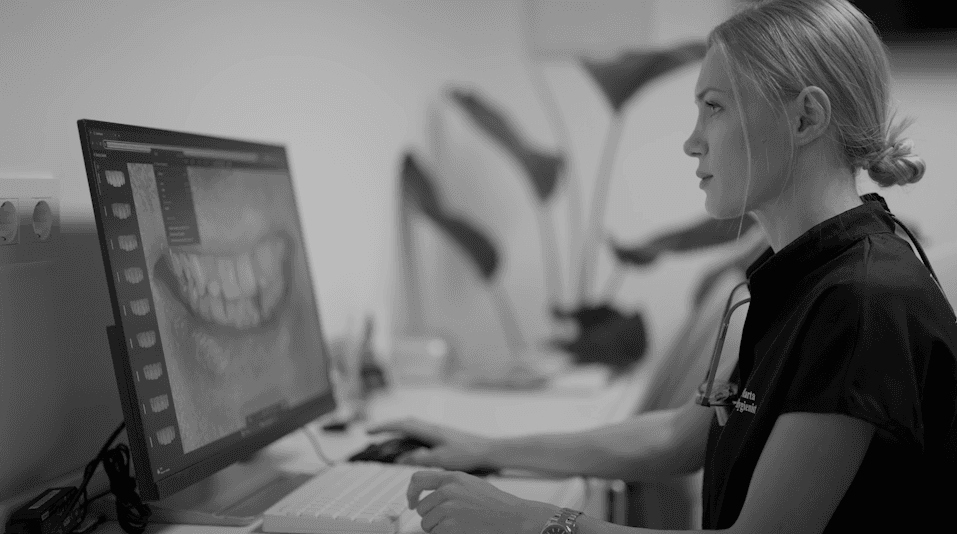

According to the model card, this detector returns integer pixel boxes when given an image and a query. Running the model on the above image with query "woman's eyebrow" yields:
[695,87,726,102]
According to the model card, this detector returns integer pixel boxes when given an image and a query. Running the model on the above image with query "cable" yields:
[102,442,151,534]
[65,422,151,534]
[301,426,337,466]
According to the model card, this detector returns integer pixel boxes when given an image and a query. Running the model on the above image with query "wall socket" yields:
[0,173,60,265]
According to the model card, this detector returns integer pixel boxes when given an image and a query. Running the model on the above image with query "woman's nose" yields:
[684,129,704,158]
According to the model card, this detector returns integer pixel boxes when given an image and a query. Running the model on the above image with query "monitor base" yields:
[95,461,318,527]
[145,470,315,526]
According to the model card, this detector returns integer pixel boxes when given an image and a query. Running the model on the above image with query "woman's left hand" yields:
[407,470,561,534]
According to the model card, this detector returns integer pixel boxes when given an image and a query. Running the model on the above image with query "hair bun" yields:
[867,138,925,187]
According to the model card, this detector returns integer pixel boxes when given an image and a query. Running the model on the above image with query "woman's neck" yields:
[749,165,863,253]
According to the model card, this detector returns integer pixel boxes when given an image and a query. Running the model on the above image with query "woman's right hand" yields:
[365,417,497,473]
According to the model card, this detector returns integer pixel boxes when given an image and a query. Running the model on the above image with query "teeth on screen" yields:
[143,363,163,380]
[157,426,176,445]
[118,235,138,251]
[105,170,126,187]
[150,395,169,413]
[167,236,289,330]
[125,267,144,284]
[112,203,132,219]
[130,298,150,316]
[137,330,156,348]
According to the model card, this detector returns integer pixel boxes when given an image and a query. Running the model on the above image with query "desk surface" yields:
[72,361,654,534]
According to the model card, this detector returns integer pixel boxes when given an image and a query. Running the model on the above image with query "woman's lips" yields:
[154,233,291,334]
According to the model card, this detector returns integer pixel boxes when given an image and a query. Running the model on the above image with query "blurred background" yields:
[1,0,954,509]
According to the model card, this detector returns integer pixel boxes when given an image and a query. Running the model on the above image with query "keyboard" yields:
[261,462,439,534]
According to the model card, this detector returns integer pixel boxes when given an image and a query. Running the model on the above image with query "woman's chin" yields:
[704,197,748,221]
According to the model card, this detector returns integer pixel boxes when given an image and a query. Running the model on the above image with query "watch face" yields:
[543,527,568,534]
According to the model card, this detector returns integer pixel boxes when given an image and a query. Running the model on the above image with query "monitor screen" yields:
[77,120,335,499]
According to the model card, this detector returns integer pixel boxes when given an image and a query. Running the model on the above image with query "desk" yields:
[74,360,653,534]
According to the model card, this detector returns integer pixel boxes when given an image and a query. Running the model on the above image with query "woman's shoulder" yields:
[821,231,947,304]
[796,231,957,350]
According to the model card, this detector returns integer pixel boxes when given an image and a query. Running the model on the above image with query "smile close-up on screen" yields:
[125,162,327,454]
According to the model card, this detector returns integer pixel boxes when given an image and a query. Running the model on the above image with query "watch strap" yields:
[542,507,582,534]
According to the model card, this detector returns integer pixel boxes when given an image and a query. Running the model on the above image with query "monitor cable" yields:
[301,425,337,466]
[66,422,151,534]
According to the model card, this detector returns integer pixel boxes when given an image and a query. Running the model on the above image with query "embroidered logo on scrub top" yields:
[734,388,758,414]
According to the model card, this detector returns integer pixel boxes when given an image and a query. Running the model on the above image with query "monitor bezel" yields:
[76,119,337,500]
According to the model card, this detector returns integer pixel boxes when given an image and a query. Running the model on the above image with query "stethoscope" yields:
[695,212,955,426]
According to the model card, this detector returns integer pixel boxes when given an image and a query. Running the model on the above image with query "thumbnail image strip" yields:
[130,298,150,316]
[150,394,169,413]
[105,170,126,187]
[143,363,163,380]
[137,330,156,348]
[125,267,144,284]
[112,203,132,219]
[157,426,176,445]
[118,235,138,251]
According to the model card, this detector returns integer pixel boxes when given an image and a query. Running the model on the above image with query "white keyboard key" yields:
[262,462,438,534]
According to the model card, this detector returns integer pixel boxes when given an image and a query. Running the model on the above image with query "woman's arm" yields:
[565,412,875,534]
[488,398,715,482]
[724,412,874,534]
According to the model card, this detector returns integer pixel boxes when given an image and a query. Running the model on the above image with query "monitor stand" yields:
[91,439,320,527]
[145,459,317,526]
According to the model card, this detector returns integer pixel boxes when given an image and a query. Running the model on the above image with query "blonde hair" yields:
[708,0,925,192]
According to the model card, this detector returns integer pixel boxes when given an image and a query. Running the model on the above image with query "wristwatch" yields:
[540,507,582,534]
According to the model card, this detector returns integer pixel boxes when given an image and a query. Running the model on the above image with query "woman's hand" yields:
[407,470,560,534]
[366,417,498,473]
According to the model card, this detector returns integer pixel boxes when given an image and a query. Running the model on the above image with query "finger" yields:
[407,470,456,509]
[423,517,456,534]
[413,484,449,520]
[365,419,410,434]
[418,503,445,534]
[435,518,457,534]
[368,418,440,442]
[397,448,430,465]
[396,451,419,465]
[370,418,430,436]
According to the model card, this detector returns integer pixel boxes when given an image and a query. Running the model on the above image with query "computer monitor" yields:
[76,120,335,502]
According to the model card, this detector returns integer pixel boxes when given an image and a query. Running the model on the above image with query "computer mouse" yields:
[347,435,500,477]
[349,435,431,463]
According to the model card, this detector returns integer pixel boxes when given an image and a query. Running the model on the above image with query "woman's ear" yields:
[792,86,831,146]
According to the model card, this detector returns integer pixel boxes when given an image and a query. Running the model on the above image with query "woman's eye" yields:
[706,101,721,112]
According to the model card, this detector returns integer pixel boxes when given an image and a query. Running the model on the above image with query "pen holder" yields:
[329,336,367,421]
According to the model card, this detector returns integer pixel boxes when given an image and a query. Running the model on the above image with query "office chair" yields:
[624,267,749,529]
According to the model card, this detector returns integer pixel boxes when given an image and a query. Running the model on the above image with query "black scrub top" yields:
[701,193,957,532]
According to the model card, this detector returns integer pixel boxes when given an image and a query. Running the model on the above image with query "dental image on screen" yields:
[127,163,328,453]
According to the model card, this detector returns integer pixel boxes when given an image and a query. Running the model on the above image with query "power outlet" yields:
[21,197,57,243]
[0,173,59,265]
[0,197,18,245]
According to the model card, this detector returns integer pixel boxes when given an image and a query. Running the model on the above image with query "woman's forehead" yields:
[694,46,733,101]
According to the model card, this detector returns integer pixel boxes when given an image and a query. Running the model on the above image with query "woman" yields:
[369,1,957,532]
